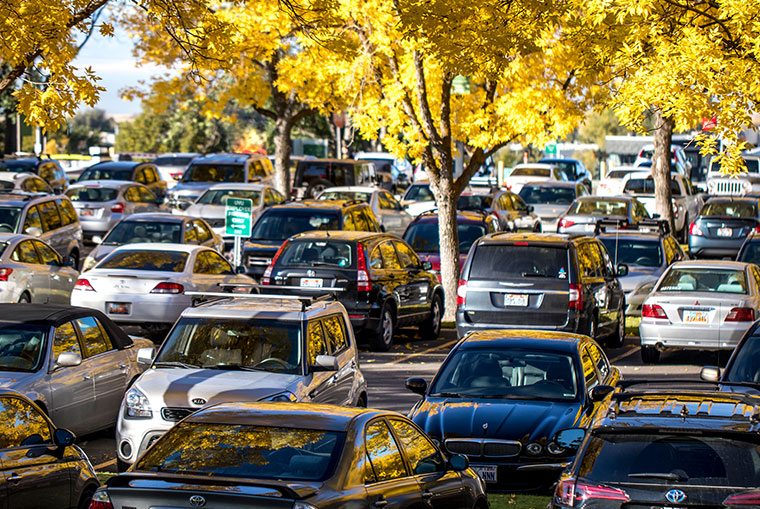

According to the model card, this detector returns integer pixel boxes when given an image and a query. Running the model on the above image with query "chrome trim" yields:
[444,438,523,458]
[515,462,569,471]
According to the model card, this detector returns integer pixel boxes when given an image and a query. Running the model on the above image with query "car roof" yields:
[574,195,632,203]
[479,232,583,245]
[269,200,360,211]
[320,186,377,193]
[511,163,556,170]
[289,230,388,242]
[191,153,253,165]
[704,196,759,203]
[119,213,188,223]
[518,181,578,189]
[89,161,142,170]
[597,231,664,241]
[206,183,267,191]
[0,233,34,243]
[155,152,200,158]
[0,171,31,181]
[0,193,61,205]
[110,242,201,254]
[460,330,585,352]
[538,158,580,163]
[180,295,347,321]
[69,180,136,189]
[413,210,488,223]
[670,260,751,270]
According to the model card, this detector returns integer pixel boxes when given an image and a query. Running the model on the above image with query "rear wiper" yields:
[522,272,548,277]
[154,361,199,369]
[628,472,688,482]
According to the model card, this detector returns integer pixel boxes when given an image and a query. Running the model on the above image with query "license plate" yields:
[717,227,732,237]
[107,302,130,315]
[300,278,323,288]
[80,208,94,216]
[471,465,498,483]
[504,293,529,307]
[683,310,709,323]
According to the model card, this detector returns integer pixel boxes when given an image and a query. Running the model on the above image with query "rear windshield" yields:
[153,156,194,166]
[403,184,434,202]
[79,168,133,181]
[606,170,635,179]
[624,178,681,195]
[519,185,576,205]
[701,201,758,218]
[457,195,493,211]
[98,250,188,272]
[196,189,261,205]
[66,187,119,202]
[0,207,22,232]
[0,160,36,173]
[250,210,340,241]
[600,238,663,267]
[511,167,550,177]
[580,432,760,487]
[318,191,371,202]
[658,268,747,294]
[279,240,354,268]
[569,199,628,216]
[102,221,183,245]
[469,245,569,280]
[404,221,486,254]
[183,164,244,183]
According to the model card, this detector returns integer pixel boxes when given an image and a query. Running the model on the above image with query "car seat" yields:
[131,225,149,243]
[466,357,508,389]
[200,329,242,366]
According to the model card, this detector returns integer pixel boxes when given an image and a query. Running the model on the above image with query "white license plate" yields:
[504,293,529,307]
[80,208,94,216]
[683,310,709,323]
[471,465,498,483]
[717,227,732,237]
[300,278,323,288]
[107,302,130,315]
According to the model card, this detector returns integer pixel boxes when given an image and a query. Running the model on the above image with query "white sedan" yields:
[505,164,567,194]
[71,243,252,333]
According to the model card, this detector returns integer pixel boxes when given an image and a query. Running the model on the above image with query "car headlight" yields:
[262,392,297,402]
[293,502,318,509]
[124,387,153,419]
[525,442,543,455]
[82,256,97,272]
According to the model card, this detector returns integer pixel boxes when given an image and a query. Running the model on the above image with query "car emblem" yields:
[192,398,206,406]
[695,300,699,306]
[307,269,316,277]
[665,489,686,504]
[482,423,488,434]
[189,495,206,507]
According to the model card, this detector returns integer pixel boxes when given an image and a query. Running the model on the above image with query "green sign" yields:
[452,75,471,95]
[225,198,253,237]
[545,141,558,155]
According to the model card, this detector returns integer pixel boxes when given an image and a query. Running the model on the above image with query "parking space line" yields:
[94,459,116,470]
[610,346,641,363]
[387,339,458,365]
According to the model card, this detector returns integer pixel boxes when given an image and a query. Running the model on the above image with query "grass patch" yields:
[96,471,116,484]
[441,320,455,329]
[625,315,641,337]
[489,493,550,508]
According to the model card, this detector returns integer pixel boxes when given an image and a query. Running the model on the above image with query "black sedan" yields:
[689,197,760,259]
[406,330,621,491]
[92,402,487,509]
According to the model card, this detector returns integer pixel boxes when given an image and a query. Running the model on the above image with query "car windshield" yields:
[153,156,194,166]
[519,186,576,205]
[183,164,244,182]
[570,199,628,216]
[318,191,372,202]
[404,184,434,202]
[0,207,22,232]
[725,333,760,383]
[711,158,760,175]
[66,187,119,202]
[278,240,354,268]
[0,323,47,373]
[738,243,760,265]
[404,221,486,254]
[600,238,663,268]
[624,178,681,195]
[196,189,261,205]
[79,167,133,181]
[511,167,550,177]
[469,245,569,279]
[156,317,302,373]
[580,432,760,487]
[658,268,747,294]
[429,348,578,400]
[97,250,188,272]
[701,201,758,218]
[136,422,343,481]
[457,195,493,211]
[102,221,183,245]
[250,210,340,241]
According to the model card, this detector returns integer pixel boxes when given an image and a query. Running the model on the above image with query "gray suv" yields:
[115,291,368,470]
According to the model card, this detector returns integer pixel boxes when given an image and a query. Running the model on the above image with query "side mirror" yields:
[136,347,155,365]
[616,264,629,277]
[700,365,721,382]
[421,261,433,271]
[26,226,42,237]
[312,354,338,372]
[53,428,75,447]
[652,213,661,219]
[56,352,82,368]
[448,454,469,472]
[379,224,386,233]
[63,256,76,268]
[91,235,103,245]
[553,428,585,451]
[405,377,427,395]
[590,384,615,402]
[235,265,247,274]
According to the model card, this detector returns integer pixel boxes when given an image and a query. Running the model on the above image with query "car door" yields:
[389,418,464,508]
[0,396,73,509]
[364,419,424,509]
[10,240,49,303]
[31,240,75,304]
[393,240,431,316]
[591,240,623,333]
[36,200,64,256]
[193,250,237,290]
[376,240,411,319]
[577,241,608,331]
[123,186,143,216]
[322,314,357,406]
[304,318,341,404]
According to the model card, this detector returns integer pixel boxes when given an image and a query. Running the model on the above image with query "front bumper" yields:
[639,319,749,349]
[71,291,190,325]
[116,405,175,465]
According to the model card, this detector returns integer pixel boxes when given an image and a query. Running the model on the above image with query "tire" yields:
[641,345,660,364]
[117,458,131,473]
[77,487,96,509]
[356,393,368,407]
[69,250,79,271]
[372,304,395,352]
[419,294,442,340]
[18,293,30,304]
[586,312,597,340]
[606,307,625,348]
[307,180,330,198]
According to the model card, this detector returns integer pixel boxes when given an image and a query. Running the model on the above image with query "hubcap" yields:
[432,301,441,333]
[382,311,393,344]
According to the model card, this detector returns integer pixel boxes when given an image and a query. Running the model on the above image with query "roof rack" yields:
[594,217,670,236]
[185,284,343,311]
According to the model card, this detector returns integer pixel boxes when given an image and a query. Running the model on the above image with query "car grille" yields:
[483,442,522,457]
[445,439,522,458]
[161,407,194,422]
[248,256,271,267]
[709,179,747,195]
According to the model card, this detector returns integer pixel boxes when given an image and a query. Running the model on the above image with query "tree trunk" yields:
[652,108,675,232]
[272,118,292,197]
[428,163,459,322]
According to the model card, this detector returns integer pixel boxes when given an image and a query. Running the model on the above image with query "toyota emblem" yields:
[189,495,206,507]
[192,398,206,406]
[665,489,686,504]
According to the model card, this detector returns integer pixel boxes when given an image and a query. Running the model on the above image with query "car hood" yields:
[620,268,662,293]
[185,204,225,218]
[530,203,571,218]
[170,182,213,196]
[0,370,40,389]
[243,240,283,255]
[412,396,582,443]
[137,367,303,408]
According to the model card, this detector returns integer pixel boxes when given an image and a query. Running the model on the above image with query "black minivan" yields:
[456,232,627,346]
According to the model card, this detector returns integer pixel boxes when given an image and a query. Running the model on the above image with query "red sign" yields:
[702,116,717,131]
[332,112,346,129]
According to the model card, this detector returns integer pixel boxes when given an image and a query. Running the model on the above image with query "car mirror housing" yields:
[421,261,433,271]
[616,264,629,277]
[56,352,82,368]
[448,454,469,471]
[63,256,76,268]
[554,428,585,451]
[527,205,534,212]
[590,384,615,402]
[91,235,103,245]
[405,377,427,395]
[136,347,155,365]
[700,365,721,382]
[26,226,42,238]
[235,265,247,274]
[312,355,338,372]
[53,428,75,448]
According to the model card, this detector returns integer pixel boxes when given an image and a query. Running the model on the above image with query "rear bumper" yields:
[639,319,749,349]
[79,218,117,236]
[689,237,744,258]
[456,310,580,338]
[71,291,190,325]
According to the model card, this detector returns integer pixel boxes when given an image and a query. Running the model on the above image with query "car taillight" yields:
[754,225,760,233]
[0,268,13,282]
[150,282,184,294]
[724,490,760,505]
[726,307,755,322]
[357,243,371,292]
[575,480,630,502]
[74,279,94,291]
[457,279,467,306]
[88,489,114,509]
[689,222,703,236]
[559,218,575,229]
[111,202,124,213]
[169,172,183,180]
[569,283,582,310]
[261,242,288,285]
[642,304,667,319]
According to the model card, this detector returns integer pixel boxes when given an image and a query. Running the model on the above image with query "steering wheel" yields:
[0,224,14,233]
[253,357,290,369]
[635,257,653,265]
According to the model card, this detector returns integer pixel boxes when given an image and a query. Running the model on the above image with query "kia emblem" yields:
[665,489,686,504]
[192,398,206,406]
[189,495,206,507]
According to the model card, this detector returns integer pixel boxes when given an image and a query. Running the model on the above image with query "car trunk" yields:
[85,269,174,294]
[600,481,747,508]
[73,201,111,220]
[653,292,752,345]
[699,217,757,240]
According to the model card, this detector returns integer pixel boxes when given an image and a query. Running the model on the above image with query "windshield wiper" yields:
[430,392,463,398]
[154,361,199,369]
[628,472,688,482]
[522,272,548,278]
[202,364,262,371]
[308,261,342,267]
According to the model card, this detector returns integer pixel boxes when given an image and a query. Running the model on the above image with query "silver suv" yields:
[115,291,368,470]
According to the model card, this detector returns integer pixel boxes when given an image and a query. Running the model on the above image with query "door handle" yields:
[83,374,92,381]
[6,472,20,483]
[374,498,388,508]
[118,362,128,369]
[422,491,434,500]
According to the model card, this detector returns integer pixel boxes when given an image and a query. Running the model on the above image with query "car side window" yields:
[394,240,420,269]
[586,342,609,380]
[369,245,383,270]
[149,168,160,183]
[194,221,212,243]
[581,346,600,390]
[58,199,78,226]
[185,223,198,243]
[124,187,141,202]
[342,211,357,231]
[576,243,595,279]
[38,201,62,231]
[389,419,445,475]
[32,177,50,193]
[53,322,82,361]
[322,315,348,354]
[365,420,408,483]
[75,316,112,357]
[306,320,327,366]
[593,242,614,278]
[39,163,54,182]
[662,237,676,265]
[512,194,529,211]
[193,251,211,274]
[20,178,34,193]
[138,187,156,202]
[363,209,380,232]
[499,194,512,211]
[33,241,60,266]
[22,205,42,234]
[206,251,233,275]
[379,241,401,269]
[0,396,51,448]
[752,266,760,290]
[353,210,370,231]
[134,168,147,184]
[378,192,394,210]
[12,241,41,264]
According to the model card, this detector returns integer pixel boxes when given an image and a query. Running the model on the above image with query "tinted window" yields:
[79,167,133,181]
[457,194,493,210]
[403,221,486,254]
[279,240,354,269]
[0,324,47,372]
[600,238,663,267]
[581,348,599,389]
[586,342,609,379]
[194,221,212,243]
[511,167,550,177]
[711,158,760,175]
[624,178,681,195]
[38,201,62,231]
[519,185,576,205]
[66,187,119,202]
[701,201,758,218]
[0,207,22,233]
[153,156,194,166]
[323,315,348,354]
[378,242,401,269]
[102,221,183,245]
[365,421,407,482]
[306,320,327,367]
[12,241,40,264]
[569,199,628,216]
[353,210,370,231]
[58,199,78,225]
[250,210,341,241]
[389,419,445,474]
[318,191,371,202]
[183,164,244,183]
[403,184,434,202]
[21,206,40,234]
[469,245,569,280]
[725,334,760,383]
[76,316,111,357]
[658,268,747,294]
[739,242,760,265]
[34,241,60,265]
[196,189,262,205]
[0,397,51,448]
[394,240,419,269]
[193,251,232,274]
[98,250,188,272]
[0,160,36,173]
[124,187,140,202]
[53,322,81,361]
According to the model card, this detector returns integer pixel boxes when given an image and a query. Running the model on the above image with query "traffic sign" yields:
[545,141,557,155]
[225,198,253,237]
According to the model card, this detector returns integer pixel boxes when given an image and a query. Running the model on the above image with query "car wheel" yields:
[117,458,131,473]
[586,313,597,340]
[372,304,395,352]
[18,293,30,304]
[69,250,79,271]
[77,487,96,509]
[641,345,660,364]
[606,307,625,348]
[419,294,442,340]
[308,180,329,198]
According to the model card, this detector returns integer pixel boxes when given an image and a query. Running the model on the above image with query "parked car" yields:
[0,171,53,194]
[456,232,627,345]
[151,152,199,188]
[0,304,153,436]
[639,260,760,363]
[0,193,83,269]
[65,180,162,240]
[400,181,437,217]
[505,163,567,194]
[72,244,252,335]
[81,213,223,272]
[166,153,274,210]
[518,181,587,232]
[292,158,386,199]
[486,189,541,232]
[100,402,485,508]
[633,143,691,174]
[114,294,368,469]
[184,183,285,250]
[242,200,381,278]
[78,161,167,200]
[403,210,500,280]
[407,330,620,491]
[689,197,760,259]
[354,151,413,189]
[595,165,640,197]
[0,234,78,303]
[737,231,760,266]
[551,384,760,509]
[706,154,760,196]
[538,157,593,191]
[0,156,68,193]
[317,186,412,235]
[701,318,760,384]
[0,389,99,509]
[557,196,651,235]
[263,230,443,350]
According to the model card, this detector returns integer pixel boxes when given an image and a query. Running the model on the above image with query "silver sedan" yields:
[0,233,78,303]
[639,260,760,363]
[317,186,412,235]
